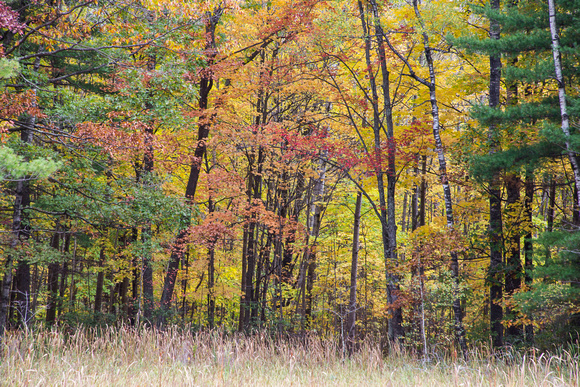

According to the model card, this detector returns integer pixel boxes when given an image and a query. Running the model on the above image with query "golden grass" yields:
[0,327,578,386]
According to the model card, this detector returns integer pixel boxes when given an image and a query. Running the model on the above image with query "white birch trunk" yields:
[412,0,468,358]
[548,0,580,210]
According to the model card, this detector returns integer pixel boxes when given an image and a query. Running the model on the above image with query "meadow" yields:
[1,327,578,386]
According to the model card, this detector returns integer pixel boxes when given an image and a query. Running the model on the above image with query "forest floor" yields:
[0,327,578,386]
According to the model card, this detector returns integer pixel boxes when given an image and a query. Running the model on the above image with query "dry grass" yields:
[0,327,578,386]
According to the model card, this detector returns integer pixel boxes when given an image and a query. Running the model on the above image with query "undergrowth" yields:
[0,326,578,386]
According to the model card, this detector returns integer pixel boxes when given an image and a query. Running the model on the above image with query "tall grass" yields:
[1,326,578,386]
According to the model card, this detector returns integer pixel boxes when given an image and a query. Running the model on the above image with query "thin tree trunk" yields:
[57,232,70,319]
[108,279,117,316]
[305,157,326,327]
[10,57,40,333]
[1,179,28,335]
[347,191,362,355]
[254,228,272,326]
[207,198,216,329]
[46,230,61,325]
[14,261,30,328]
[401,190,408,233]
[546,178,556,270]
[241,145,263,330]
[120,276,129,321]
[359,0,403,342]
[505,173,523,342]
[252,227,264,326]
[411,155,428,356]
[94,248,105,316]
[141,226,154,321]
[260,232,273,324]
[404,0,468,358]
[547,0,580,210]
[129,228,139,325]
[1,113,37,338]
[140,53,156,323]
[13,142,32,328]
[207,247,215,328]
[489,0,504,349]
[420,156,427,227]
[372,0,402,342]
[239,226,248,331]
[524,170,534,343]
[158,9,222,326]
[412,179,419,232]
[69,237,78,315]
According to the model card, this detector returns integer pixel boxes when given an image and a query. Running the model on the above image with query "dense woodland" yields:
[1,0,579,357]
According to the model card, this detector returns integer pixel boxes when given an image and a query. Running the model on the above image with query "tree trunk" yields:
[141,226,154,321]
[411,155,428,356]
[140,53,156,323]
[13,156,31,328]
[408,0,468,357]
[239,142,261,331]
[401,191,408,233]
[347,191,362,355]
[304,157,325,327]
[546,178,556,268]
[57,232,70,319]
[420,156,427,227]
[547,0,580,210]
[129,228,139,325]
[243,221,256,330]
[359,0,403,342]
[94,248,105,316]
[505,173,523,342]
[524,170,534,343]
[120,276,129,321]
[46,231,61,325]
[1,114,36,338]
[207,199,216,329]
[157,9,222,326]
[489,0,504,349]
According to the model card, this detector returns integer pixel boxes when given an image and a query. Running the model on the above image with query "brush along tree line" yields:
[1,0,579,355]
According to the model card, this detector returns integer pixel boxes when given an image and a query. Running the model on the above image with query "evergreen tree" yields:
[453,0,580,346]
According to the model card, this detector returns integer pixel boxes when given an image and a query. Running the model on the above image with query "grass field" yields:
[1,327,578,386]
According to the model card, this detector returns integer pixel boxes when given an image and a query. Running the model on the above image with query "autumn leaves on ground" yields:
[1,0,580,385]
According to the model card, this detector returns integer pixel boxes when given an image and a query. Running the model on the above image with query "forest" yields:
[1,0,580,367]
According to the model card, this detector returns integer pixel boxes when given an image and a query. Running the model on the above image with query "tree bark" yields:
[1,111,36,337]
[404,0,468,358]
[489,0,504,349]
[359,0,403,342]
[303,156,325,328]
[505,173,523,342]
[419,156,427,227]
[57,232,70,319]
[1,174,30,336]
[524,170,534,343]
[547,0,580,211]
[545,178,556,270]
[240,108,265,330]
[13,126,32,328]
[206,198,216,329]
[129,228,139,325]
[139,53,156,323]
[93,248,105,316]
[141,226,154,321]
[46,230,61,325]
[346,191,362,355]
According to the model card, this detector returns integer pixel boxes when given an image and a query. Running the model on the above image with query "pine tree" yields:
[453,0,580,345]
